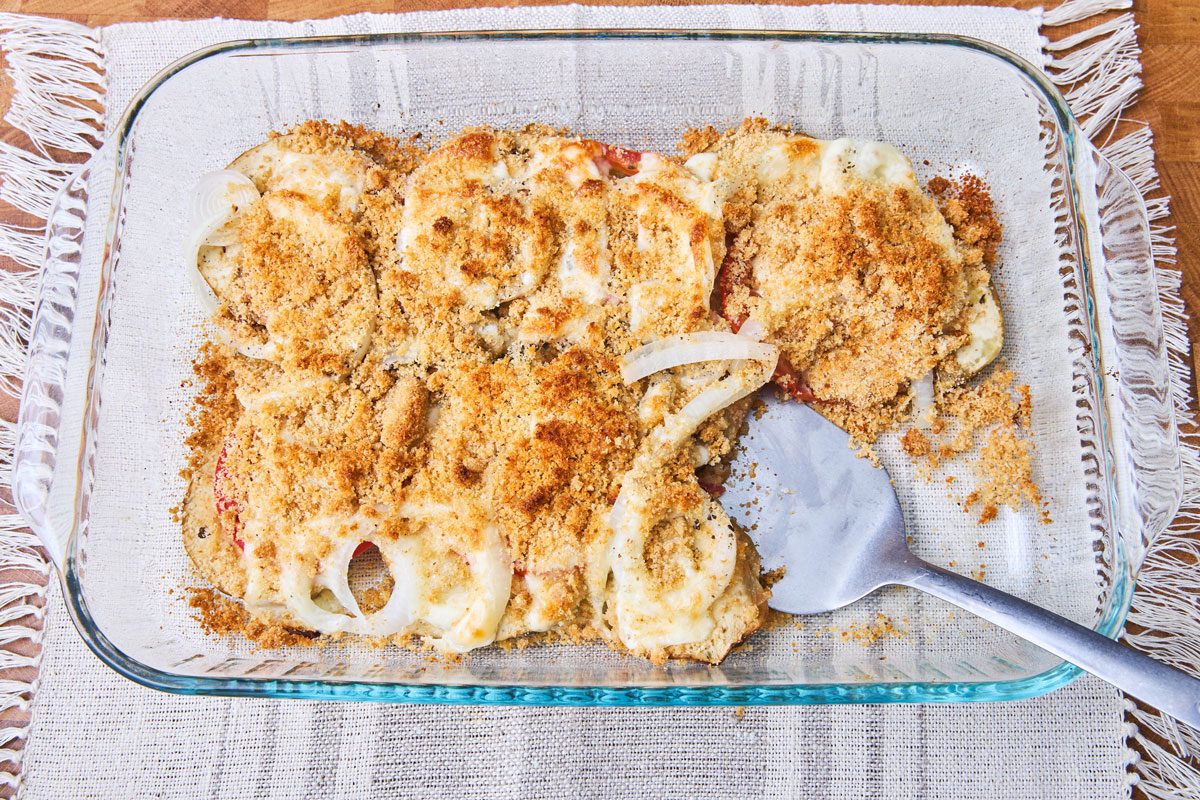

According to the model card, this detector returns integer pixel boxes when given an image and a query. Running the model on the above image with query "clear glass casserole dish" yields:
[12,30,1181,705]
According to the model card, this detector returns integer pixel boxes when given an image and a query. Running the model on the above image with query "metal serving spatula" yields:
[723,393,1200,727]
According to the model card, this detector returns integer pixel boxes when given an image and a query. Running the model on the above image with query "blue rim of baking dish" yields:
[64,565,1128,704]
[63,29,1130,705]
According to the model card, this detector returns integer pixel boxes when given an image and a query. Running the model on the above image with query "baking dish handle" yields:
[12,151,101,570]
[1079,143,1183,565]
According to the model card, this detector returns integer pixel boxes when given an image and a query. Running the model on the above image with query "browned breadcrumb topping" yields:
[698,120,1002,444]
[183,118,1025,662]
[904,369,1049,525]
[188,588,316,648]
[184,120,759,665]
[901,427,931,459]
[928,174,1003,269]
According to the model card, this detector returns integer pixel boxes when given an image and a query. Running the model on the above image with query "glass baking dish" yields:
[13,30,1181,705]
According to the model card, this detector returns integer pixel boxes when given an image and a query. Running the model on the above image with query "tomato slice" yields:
[213,437,370,556]
[598,143,642,177]
[714,246,817,403]
[772,356,818,403]
[697,476,727,499]
[580,140,643,178]
[715,247,752,333]
[212,438,245,550]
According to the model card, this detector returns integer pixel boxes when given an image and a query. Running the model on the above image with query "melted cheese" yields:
[750,137,915,191]
[954,285,1004,374]
[230,137,377,213]
[609,486,739,649]
[620,154,723,342]
[398,129,553,310]
[186,121,1003,664]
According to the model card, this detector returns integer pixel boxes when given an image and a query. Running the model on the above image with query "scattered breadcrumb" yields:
[901,428,931,459]
[905,368,1050,525]
[835,613,907,646]
[188,588,316,648]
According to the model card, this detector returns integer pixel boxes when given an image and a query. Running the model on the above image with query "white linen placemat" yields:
[0,2,1190,798]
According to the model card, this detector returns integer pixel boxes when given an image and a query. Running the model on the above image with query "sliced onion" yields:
[295,515,421,637]
[737,317,767,342]
[186,244,222,316]
[313,537,365,618]
[235,374,336,414]
[380,338,421,369]
[590,356,776,623]
[655,354,778,452]
[391,503,513,653]
[240,524,285,612]
[445,533,512,652]
[953,286,1004,375]
[185,170,260,315]
[280,561,354,635]
[911,372,935,427]
[188,170,259,232]
[234,337,281,362]
[609,493,738,649]
[620,331,778,384]
[346,537,421,637]
[684,152,718,182]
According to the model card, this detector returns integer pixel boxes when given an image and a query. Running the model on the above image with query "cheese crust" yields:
[183,119,1003,664]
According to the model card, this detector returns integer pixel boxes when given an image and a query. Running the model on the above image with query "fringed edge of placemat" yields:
[0,13,104,793]
[1041,0,1199,796]
[0,3,1192,796]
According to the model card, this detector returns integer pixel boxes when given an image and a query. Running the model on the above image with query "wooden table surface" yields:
[0,0,1194,794]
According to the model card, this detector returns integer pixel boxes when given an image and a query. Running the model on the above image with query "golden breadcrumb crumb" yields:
[906,369,1049,525]
[833,613,907,645]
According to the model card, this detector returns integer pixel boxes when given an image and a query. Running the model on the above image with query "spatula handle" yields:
[902,561,1200,728]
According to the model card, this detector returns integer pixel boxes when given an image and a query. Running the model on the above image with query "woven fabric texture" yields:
[15,4,1141,799]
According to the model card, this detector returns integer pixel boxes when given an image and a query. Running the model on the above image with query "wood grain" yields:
[0,0,1193,793]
